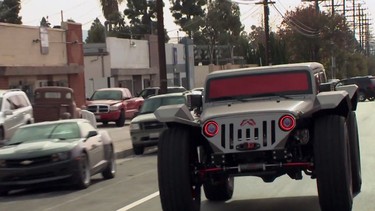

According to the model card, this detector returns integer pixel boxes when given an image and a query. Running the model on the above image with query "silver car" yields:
[129,93,188,155]
[0,89,34,143]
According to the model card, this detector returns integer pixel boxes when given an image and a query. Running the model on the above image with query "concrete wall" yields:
[84,54,111,97]
[106,37,150,69]
[0,23,67,66]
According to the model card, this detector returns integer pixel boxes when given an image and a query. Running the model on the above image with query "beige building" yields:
[0,22,86,107]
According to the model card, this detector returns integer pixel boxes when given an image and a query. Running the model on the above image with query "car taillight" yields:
[203,121,219,137]
[279,115,296,131]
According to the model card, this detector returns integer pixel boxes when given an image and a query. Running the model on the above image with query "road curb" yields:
[116,148,134,159]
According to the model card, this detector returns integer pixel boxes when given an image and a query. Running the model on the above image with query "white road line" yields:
[117,191,160,211]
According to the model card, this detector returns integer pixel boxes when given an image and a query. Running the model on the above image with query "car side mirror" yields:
[186,93,203,110]
[87,130,98,138]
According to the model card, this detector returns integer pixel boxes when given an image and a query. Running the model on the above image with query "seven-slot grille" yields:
[87,105,110,113]
[205,116,289,153]
[219,120,276,149]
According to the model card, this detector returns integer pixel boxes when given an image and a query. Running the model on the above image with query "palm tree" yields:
[99,0,125,31]
[99,0,124,20]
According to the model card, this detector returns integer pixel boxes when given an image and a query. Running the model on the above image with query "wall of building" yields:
[0,22,86,107]
[84,54,111,98]
[106,37,150,69]
[0,23,67,66]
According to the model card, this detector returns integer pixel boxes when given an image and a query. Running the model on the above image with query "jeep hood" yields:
[0,139,79,159]
[87,100,121,105]
[201,99,316,121]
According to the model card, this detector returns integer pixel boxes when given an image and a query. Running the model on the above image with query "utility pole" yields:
[156,0,167,94]
[256,0,274,66]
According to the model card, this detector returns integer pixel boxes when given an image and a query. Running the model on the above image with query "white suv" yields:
[0,89,34,142]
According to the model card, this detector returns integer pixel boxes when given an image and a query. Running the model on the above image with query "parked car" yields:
[0,119,116,195]
[129,93,190,155]
[337,76,375,102]
[191,87,204,95]
[33,86,81,123]
[136,86,187,99]
[85,87,144,127]
[0,89,34,142]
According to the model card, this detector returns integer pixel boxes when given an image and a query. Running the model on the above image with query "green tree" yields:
[124,0,157,36]
[202,0,243,64]
[278,5,362,78]
[0,0,22,24]
[123,0,169,42]
[100,0,125,33]
[85,18,106,43]
[169,0,206,38]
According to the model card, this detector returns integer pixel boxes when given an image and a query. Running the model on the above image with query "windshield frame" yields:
[205,70,312,103]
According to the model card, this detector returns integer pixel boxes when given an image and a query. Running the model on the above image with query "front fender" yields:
[154,104,199,127]
[316,91,350,110]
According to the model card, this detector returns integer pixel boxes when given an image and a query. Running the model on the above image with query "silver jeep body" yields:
[155,62,360,211]
[156,62,357,155]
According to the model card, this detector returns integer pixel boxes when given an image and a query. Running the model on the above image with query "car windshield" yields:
[139,96,186,114]
[91,90,122,100]
[206,70,312,102]
[6,122,81,145]
[167,87,187,93]
[137,89,157,98]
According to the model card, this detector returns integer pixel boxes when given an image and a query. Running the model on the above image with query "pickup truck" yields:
[85,87,144,127]
[33,86,81,122]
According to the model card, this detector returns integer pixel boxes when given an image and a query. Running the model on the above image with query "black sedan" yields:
[0,119,116,195]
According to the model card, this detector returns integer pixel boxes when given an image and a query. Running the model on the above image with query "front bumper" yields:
[94,111,121,122]
[0,159,80,188]
[130,128,167,147]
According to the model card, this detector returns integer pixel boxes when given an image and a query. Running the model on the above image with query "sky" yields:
[19,0,375,42]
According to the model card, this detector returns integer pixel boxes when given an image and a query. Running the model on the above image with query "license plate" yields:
[95,115,101,120]
[149,132,159,138]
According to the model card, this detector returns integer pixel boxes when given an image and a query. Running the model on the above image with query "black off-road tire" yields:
[0,187,9,196]
[347,111,362,195]
[158,126,201,211]
[368,97,375,101]
[0,126,4,141]
[314,115,353,211]
[102,147,116,179]
[73,153,91,189]
[203,175,234,201]
[132,145,144,155]
[115,110,126,127]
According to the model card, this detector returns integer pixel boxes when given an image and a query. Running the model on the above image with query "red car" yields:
[85,88,143,127]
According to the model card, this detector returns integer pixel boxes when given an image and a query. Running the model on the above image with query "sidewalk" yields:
[114,138,134,159]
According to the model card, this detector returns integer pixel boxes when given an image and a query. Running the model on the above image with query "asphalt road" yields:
[1,102,375,211]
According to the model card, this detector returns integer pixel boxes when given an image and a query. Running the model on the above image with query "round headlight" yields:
[203,121,219,137]
[279,115,296,131]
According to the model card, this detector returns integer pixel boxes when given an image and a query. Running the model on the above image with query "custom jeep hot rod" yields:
[155,62,361,211]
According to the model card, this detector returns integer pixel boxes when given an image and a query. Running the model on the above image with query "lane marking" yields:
[117,191,160,211]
